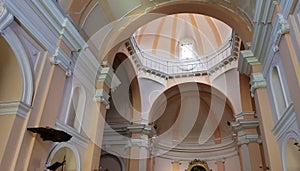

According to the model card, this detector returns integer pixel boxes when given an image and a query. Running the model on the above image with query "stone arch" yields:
[148,82,235,145]
[1,23,34,112]
[80,1,252,63]
[107,52,141,123]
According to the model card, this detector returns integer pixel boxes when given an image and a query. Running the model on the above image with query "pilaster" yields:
[83,63,120,171]
[251,73,283,170]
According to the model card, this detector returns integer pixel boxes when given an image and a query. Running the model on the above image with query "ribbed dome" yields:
[134,13,232,60]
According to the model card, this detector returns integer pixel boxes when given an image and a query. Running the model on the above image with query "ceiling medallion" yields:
[185,159,210,171]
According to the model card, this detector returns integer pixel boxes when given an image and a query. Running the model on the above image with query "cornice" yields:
[231,118,260,132]
[272,103,296,140]
[238,50,260,76]
[250,72,267,96]
[0,2,13,32]
[0,100,31,118]
[94,89,110,109]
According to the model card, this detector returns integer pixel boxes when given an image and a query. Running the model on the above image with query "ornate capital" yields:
[94,89,110,109]
[0,2,13,32]
[250,72,267,96]
[237,133,262,145]
[273,13,290,52]
[127,138,151,149]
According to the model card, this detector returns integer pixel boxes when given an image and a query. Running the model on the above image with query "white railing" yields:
[127,33,241,77]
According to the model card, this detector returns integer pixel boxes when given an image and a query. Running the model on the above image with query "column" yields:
[83,64,119,171]
[232,112,263,171]
[171,161,181,171]
[250,72,282,171]
[215,160,225,171]
[126,124,153,171]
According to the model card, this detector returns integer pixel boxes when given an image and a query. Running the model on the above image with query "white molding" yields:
[272,13,290,52]
[0,3,13,32]
[237,133,262,145]
[272,103,296,140]
[2,25,34,107]
[231,118,260,132]
[238,50,260,76]
[29,0,85,51]
[250,72,267,96]
[234,111,255,120]
[97,63,121,91]
[55,121,89,147]
[94,89,110,109]
[0,101,31,118]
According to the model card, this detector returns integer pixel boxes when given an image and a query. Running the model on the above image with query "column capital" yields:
[250,72,267,97]
[0,2,13,33]
[231,118,260,132]
[127,124,153,136]
[237,133,262,145]
[238,50,261,76]
[127,137,151,149]
[272,13,290,52]
[235,111,256,120]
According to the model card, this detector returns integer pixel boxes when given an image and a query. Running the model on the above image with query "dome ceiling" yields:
[134,13,232,60]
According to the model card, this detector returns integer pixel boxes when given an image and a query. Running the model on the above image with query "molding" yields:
[238,50,260,76]
[127,138,150,149]
[250,72,267,96]
[46,142,81,171]
[272,103,296,140]
[94,89,110,109]
[237,133,262,145]
[281,0,298,17]
[231,118,260,131]
[28,0,85,51]
[55,121,89,147]
[234,111,256,120]
[127,124,153,135]
[0,101,31,118]
[272,13,290,52]
[50,47,74,76]
[97,62,121,91]
[0,2,13,32]
[2,26,34,107]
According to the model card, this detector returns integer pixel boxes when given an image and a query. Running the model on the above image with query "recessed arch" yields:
[148,82,235,143]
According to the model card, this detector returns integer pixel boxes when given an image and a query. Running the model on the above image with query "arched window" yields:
[271,67,287,118]
[179,41,194,60]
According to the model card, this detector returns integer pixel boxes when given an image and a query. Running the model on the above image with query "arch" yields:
[281,131,300,171]
[1,26,34,109]
[148,82,235,144]
[46,142,81,171]
[100,152,126,171]
[108,52,142,123]
[82,1,253,63]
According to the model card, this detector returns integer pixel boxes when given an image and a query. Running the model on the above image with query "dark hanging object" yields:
[27,127,72,142]
[46,160,66,171]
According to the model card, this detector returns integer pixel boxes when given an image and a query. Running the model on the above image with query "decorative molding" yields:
[127,124,152,135]
[238,50,260,76]
[94,89,110,109]
[272,13,290,52]
[237,133,262,145]
[28,0,85,51]
[127,138,150,149]
[272,103,296,140]
[97,62,120,91]
[0,101,31,118]
[55,121,89,147]
[231,118,260,132]
[250,72,267,96]
[50,48,73,76]
[0,2,13,32]
[234,111,256,120]
[2,26,34,107]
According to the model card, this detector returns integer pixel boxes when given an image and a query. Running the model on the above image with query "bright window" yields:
[180,42,194,60]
